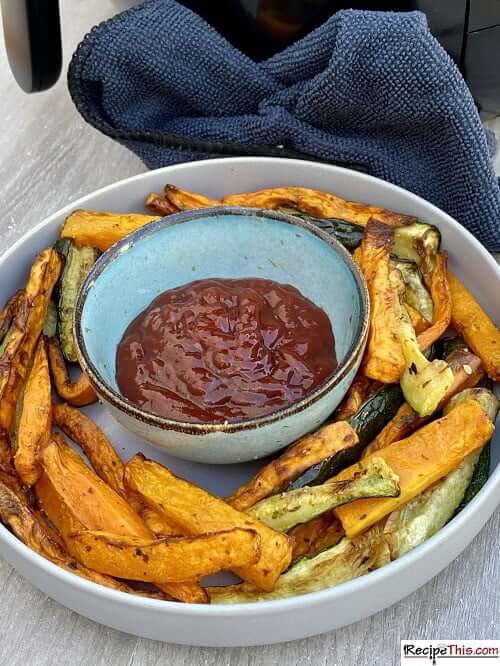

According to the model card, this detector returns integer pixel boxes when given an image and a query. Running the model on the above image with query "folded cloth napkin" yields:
[68,0,500,250]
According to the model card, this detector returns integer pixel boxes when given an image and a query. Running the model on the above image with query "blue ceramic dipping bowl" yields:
[74,207,369,464]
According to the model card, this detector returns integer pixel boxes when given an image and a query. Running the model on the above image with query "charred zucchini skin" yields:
[277,208,364,251]
[57,244,100,362]
[286,385,404,489]
[454,444,490,515]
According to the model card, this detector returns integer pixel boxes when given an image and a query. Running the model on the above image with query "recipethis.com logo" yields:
[401,641,500,665]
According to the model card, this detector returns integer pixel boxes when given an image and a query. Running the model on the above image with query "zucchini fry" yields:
[14,338,51,485]
[335,399,493,538]
[447,271,500,381]
[51,404,206,603]
[60,210,159,252]
[57,243,100,362]
[363,348,484,456]
[0,248,61,437]
[405,304,429,335]
[209,527,392,603]
[392,223,441,274]
[248,457,399,532]
[416,253,452,351]
[227,421,359,511]
[394,260,433,322]
[125,455,293,591]
[47,337,97,406]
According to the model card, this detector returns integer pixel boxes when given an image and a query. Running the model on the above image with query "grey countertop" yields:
[0,3,499,664]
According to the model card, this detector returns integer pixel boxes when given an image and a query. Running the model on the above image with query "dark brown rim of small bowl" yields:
[74,206,370,435]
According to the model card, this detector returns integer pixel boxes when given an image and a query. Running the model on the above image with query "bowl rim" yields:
[0,156,498,621]
[73,206,370,434]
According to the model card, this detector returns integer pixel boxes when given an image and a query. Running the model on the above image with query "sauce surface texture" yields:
[116,278,337,423]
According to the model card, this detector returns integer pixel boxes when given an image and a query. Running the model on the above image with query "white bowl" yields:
[0,157,498,647]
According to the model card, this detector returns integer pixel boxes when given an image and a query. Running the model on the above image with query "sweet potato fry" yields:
[333,374,372,421]
[0,478,155,594]
[53,403,124,494]
[52,403,181,536]
[335,400,493,538]
[145,193,179,216]
[221,187,416,227]
[47,337,97,406]
[163,185,218,210]
[14,338,51,485]
[447,271,500,381]
[60,210,159,252]
[0,249,61,436]
[358,221,406,383]
[417,253,452,351]
[362,348,484,457]
[0,290,24,346]
[227,421,359,512]
[125,455,293,591]
[36,435,207,603]
[66,528,260,583]
[289,513,345,563]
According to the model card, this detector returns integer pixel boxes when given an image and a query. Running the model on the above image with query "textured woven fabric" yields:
[68,0,500,249]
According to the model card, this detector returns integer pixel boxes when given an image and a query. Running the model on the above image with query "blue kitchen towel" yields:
[68,0,500,250]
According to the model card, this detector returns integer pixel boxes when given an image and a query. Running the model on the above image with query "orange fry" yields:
[417,253,452,351]
[47,337,97,406]
[447,271,500,381]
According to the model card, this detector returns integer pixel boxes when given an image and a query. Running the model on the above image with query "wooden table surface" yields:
[0,3,499,664]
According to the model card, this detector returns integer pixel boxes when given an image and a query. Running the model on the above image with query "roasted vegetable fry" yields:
[358,221,407,383]
[0,249,61,437]
[37,436,149,538]
[52,403,125,494]
[145,192,180,216]
[163,184,219,210]
[57,243,100,362]
[288,385,404,490]
[416,254,452,351]
[43,300,58,337]
[394,260,434,323]
[443,388,499,422]
[0,479,171,596]
[228,421,358,511]
[14,338,51,485]
[47,337,97,406]
[363,348,484,457]
[67,528,260,583]
[334,399,494,538]
[392,222,441,274]
[447,271,500,381]
[221,187,416,227]
[248,458,399,532]
[405,304,429,335]
[125,455,292,591]
[0,290,24,348]
[37,436,207,603]
[455,445,490,515]
[333,374,372,421]
[60,210,159,252]
[213,441,482,603]
[276,207,365,251]
[289,513,345,563]
[209,527,392,603]
[399,289,453,416]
